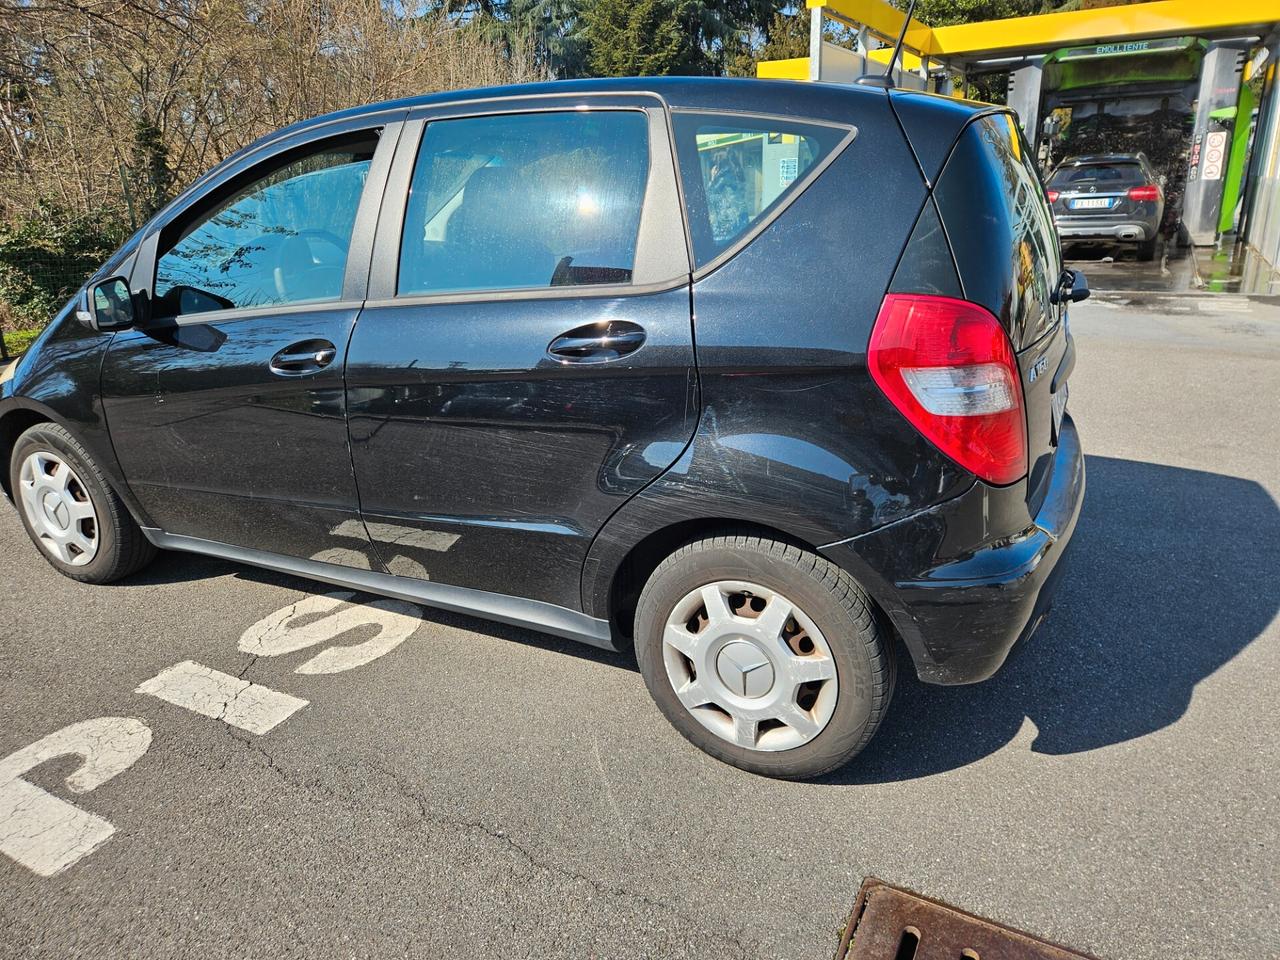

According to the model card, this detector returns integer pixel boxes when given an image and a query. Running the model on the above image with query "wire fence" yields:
[1,255,100,359]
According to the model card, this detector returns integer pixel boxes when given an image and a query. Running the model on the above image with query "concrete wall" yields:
[1007,60,1044,142]
[1183,43,1251,245]
[813,42,927,90]
[1244,44,1280,272]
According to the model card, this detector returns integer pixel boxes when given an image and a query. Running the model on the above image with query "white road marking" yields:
[385,554,432,581]
[329,519,458,553]
[238,592,424,675]
[0,718,151,876]
[136,661,307,734]
[309,547,373,569]
[364,522,459,553]
[4,593,422,876]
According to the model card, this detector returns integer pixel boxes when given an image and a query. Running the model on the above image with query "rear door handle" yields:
[547,321,646,364]
[270,340,337,376]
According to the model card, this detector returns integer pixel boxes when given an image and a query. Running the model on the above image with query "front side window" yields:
[398,111,650,296]
[154,138,376,318]
[672,114,848,268]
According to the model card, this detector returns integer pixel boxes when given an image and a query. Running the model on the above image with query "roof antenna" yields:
[855,0,918,89]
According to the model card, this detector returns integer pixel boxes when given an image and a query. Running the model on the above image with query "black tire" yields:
[1136,237,1158,262]
[9,422,155,584]
[634,533,895,779]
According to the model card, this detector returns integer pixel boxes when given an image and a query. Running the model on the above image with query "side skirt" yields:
[141,528,618,651]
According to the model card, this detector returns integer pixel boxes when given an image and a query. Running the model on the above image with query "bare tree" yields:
[0,0,543,331]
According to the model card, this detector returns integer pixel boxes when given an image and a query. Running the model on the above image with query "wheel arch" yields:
[591,516,818,647]
[0,400,150,528]
[0,401,64,500]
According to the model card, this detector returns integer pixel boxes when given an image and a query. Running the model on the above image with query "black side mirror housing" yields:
[1050,268,1090,305]
[1068,269,1091,303]
[77,277,137,332]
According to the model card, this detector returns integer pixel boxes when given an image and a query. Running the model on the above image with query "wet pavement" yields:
[1063,239,1197,295]
[1065,237,1280,299]
[1194,240,1280,296]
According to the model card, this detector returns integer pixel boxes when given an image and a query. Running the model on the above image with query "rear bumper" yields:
[821,414,1085,685]
[1055,220,1155,242]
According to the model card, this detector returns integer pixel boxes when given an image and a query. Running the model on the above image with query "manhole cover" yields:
[835,878,1100,960]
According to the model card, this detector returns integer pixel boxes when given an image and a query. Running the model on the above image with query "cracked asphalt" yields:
[1,295,1278,959]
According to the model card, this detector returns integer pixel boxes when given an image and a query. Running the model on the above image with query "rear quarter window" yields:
[672,113,850,269]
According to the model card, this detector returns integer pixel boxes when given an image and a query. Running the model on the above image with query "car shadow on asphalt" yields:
[122,544,640,672]
[125,453,1278,783]
[824,454,1280,785]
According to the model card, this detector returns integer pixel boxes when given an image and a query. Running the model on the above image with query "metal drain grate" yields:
[835,878,1100,960]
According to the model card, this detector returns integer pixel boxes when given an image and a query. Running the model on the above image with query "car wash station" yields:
[759,0,1280,295]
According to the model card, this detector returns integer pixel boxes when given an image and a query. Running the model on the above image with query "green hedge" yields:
[0,205,130,332]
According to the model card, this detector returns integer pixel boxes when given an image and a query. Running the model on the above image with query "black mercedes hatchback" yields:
[1,78,1085,778]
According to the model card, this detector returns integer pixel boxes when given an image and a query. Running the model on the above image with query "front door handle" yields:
[270,340,337,376]
[547,321,646,364]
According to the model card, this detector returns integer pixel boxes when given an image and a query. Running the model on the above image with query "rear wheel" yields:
[10,422,155,583]
[1136,237,1158,261]
[634,533,894,779]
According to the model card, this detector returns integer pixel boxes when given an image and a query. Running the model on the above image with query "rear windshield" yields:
[1049,162,1145,189]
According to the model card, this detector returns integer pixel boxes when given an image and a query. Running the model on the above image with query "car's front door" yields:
[100,116,401,566]
[345,96,696,610]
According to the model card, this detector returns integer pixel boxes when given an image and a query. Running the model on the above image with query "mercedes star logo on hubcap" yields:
[716,640,775,699]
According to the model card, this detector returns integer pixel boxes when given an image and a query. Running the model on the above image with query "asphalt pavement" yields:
[1,293,1277,959]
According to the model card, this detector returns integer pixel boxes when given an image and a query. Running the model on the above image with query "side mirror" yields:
[1050,268,1090,305]
[1068,269,1090,303]
[76,277,136,332]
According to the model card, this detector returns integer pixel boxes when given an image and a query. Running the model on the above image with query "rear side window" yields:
[398,111,649,295]
[672,113,848,268]
[1049,162,1145,189]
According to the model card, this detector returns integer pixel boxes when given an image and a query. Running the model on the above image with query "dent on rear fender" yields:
[578,397,972,619]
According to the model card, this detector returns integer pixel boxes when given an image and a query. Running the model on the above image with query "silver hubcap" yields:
[662,580,838,752]
[18,451,99,566]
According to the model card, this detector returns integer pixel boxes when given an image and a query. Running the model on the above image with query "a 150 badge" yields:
[1028,354,1049,383]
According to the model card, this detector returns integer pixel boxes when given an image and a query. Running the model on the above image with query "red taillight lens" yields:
[868,294,1028,486]
[1127,184,1160,201]
[1046,189,1059,203]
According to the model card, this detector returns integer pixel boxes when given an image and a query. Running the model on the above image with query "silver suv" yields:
[1046,153,1165,261]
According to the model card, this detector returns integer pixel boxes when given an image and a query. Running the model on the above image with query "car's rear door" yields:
[100,113,402,566]
[345,93,696,610]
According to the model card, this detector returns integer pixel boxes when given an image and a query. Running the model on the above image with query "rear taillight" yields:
[1127,184,1160,201]
[868,294,1028,486]
[1046,189,1059,203]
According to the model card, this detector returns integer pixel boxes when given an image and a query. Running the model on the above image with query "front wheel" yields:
[10,422,155,583]
[635,533,895,779]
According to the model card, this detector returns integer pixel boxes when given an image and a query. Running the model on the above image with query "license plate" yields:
[1051,384,1068,442]
[1070,197,1112,210]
